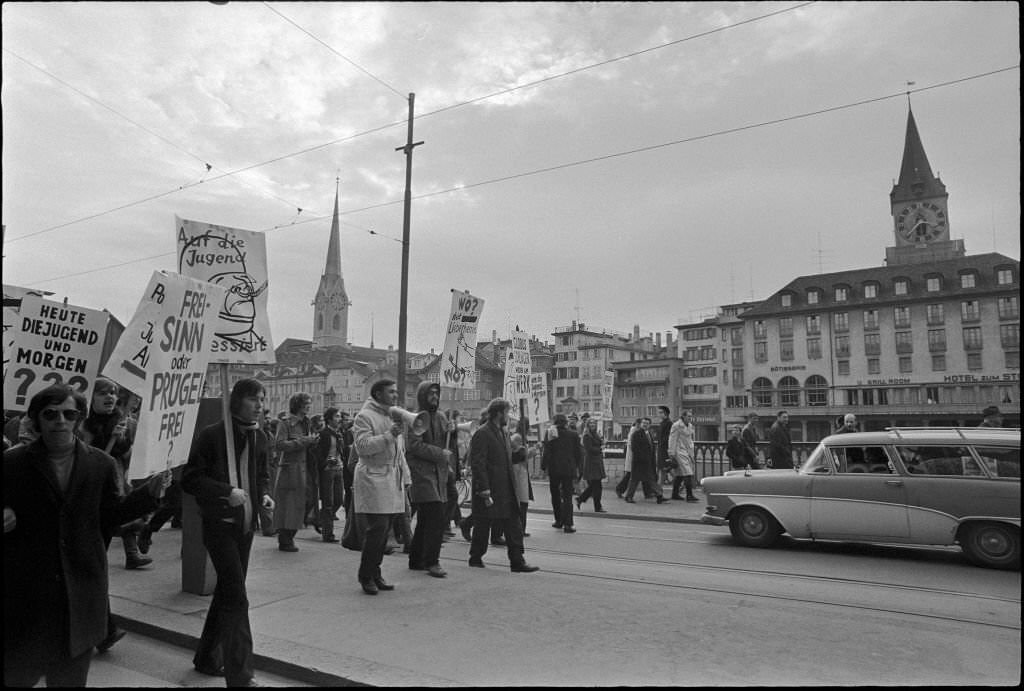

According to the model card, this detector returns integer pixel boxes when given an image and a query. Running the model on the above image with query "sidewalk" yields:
[108,486,707,686]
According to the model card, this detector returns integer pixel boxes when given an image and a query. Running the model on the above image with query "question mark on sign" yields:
[13,368,36,407]
[165,440,175,470]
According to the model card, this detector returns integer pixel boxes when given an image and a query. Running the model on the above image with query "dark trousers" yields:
[147,478,182,532]
[358,513,391,582]
[625,475,662,500]
[469,501,526,567]
[4,647,92,687]
[615,472,631,495]
[318,468,344,513]
[409,501,446,568]
[579,479,603,510]
[194,520,255,687]
[445,474,461,525]
[548,475,575,527]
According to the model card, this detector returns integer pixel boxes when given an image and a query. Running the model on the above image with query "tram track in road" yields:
[512,545,1021,631]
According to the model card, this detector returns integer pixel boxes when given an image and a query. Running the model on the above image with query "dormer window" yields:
[807,289,820,305]
[780,293,792,307]
[894,278,909,296]
[960,272,977,289]
[834,286,849,303]
[926,275,942,292]
[863,283,878,299]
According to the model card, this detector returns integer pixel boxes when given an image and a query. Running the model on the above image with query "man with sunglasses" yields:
[4,384,166,687]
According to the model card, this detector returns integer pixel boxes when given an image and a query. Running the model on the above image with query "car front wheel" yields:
[728,506,781,548]
[960,522,1020,570]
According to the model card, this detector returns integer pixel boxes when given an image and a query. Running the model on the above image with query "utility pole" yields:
[396,93,423,405]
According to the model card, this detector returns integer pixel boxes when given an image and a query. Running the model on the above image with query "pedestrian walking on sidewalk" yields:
[741,413,761,469]
[313,408,346,543]
[667,410,699,502]
[624,417,667,504]
[577,418,607,512]
[615,419,641,498]
[4,384,165,687]
[656,406,673,486]
[182,378,274,688]
[542,413,582,533]
[726,425,745,469]
[468,399,539,572]
[352,380,412,595]
[510,433,533,533]
[272,393,318,552]
[406,382,453,578]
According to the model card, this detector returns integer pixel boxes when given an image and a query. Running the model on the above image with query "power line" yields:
[261,2,407,101]
[16,66,1018,288]
[4,1,816,244]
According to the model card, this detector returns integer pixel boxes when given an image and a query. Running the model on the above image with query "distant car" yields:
[700,427,1020,570]
[603,440,627,460]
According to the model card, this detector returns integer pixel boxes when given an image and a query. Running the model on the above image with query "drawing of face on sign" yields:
[209,268,268,349]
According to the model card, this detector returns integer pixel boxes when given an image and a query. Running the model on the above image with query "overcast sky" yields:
[3,1,1019,356]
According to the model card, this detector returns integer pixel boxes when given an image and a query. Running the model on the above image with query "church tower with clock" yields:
[886,104,965,266]
[312,182,351,349]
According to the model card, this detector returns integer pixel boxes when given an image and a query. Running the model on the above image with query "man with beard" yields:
[406,382,456,578]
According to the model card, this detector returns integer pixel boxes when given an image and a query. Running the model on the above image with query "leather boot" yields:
[671,476,684,500]
[278,530,299,552]
[123,530,153,569]
[320,509,338,543]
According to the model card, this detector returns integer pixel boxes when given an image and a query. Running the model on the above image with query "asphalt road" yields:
[100,509,1019,686]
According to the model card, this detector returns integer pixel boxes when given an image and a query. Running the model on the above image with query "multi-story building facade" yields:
[723,105,1019,441]
[610,355,684,439]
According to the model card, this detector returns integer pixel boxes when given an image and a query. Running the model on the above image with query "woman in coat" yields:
[576,418,607,512]
[272,393,318,552]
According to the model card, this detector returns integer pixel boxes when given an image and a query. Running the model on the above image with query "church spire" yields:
[890,104,946,203]
[312,178,350,349]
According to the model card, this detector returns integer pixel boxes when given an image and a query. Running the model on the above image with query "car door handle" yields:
[885,479,903,487]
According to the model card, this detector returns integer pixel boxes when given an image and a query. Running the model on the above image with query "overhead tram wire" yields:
[18,65,1019,289]
[5,1,816,245]
[261,2,407,102]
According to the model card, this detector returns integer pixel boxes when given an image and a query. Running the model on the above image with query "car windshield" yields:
[799,442,831,473]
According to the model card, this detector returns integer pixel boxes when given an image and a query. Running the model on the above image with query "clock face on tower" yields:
[895,201,947,243]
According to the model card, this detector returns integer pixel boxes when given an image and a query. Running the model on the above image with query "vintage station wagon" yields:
[700,428,1020,569]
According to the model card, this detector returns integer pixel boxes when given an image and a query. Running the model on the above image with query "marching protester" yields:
[656,406,673,487]
[624,417,668,503]
[182,378,274,688]
[314,407,347,543]
[4,384,167,687]
[667,410,699,502]
[541,413,582,533]
[576,417,607,513]
[352,379,411,595]
[510,432,534,532]
[615,418,641,498]
[467,398,539,572]
[406,382,455,578]
[272,393,318,552]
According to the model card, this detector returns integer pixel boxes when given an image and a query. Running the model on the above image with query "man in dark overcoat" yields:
[768,410,793,469]
[4,384,163,687]
[541,413,582,532]
[467,398,539,572]
[623,417,667,503]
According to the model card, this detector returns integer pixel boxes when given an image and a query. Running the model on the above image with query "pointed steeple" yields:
[890,105,946,203]
[312,179,350,349]
[324,182,343,279]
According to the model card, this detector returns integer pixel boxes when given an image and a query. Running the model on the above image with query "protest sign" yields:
[176,216,274,364]
[440,290,484,389]
[3,284,53,382]
[102,271,226,479]
[602,370,615,418]
[529,373,550,425]
[4,295,109,411]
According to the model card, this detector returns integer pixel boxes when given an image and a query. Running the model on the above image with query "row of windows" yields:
[780,266,1016,307]
[746,377,1018,408]
[684,366,718,378]
[755,297,1018,339]
[683,346,716,361]
[751,325,1019,362]
[836,349,1020,374]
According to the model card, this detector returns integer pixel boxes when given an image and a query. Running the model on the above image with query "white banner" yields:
[102,271,226,479]
[176,216,274,364]
[3,295,109,412]
[529,373,550,425]
[3,284,53,383]
[602,369,615,418]
[440,290,484,389]
[502,329,531,423]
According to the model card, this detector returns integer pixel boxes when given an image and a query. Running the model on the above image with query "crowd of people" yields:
[4,376,1011,686]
